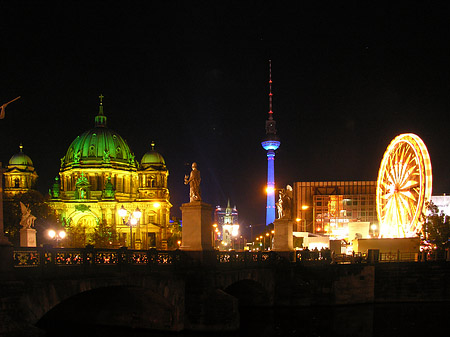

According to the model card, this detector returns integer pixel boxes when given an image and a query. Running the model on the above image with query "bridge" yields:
[1,246,450,336]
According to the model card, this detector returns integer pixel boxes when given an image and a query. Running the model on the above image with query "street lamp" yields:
[118,205,142,249]
[48,229,66,247]
[212,224,218,249]
[270,230,275,249]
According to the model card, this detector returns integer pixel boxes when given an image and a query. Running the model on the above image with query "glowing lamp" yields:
[266,186,275,194]
[301,205,309,210]
[58,230,66,239]
[133,207,142,219]
[118,205,127,218]
[48,229,56,239]
[153,202,161,208]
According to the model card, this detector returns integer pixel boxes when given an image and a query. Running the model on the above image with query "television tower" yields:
[261,60,280,226]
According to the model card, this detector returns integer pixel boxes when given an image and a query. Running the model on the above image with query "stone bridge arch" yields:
[212,268,276,306]
[7,274,185,333]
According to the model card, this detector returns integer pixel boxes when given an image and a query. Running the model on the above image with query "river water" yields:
[42,302,447,337]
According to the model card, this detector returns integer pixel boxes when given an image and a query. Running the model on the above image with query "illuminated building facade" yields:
[293,181,378,238]
[261,61,280,226]
[431,195,450,215]
[3,144,38,200]
[48,96,172,248]
[214,200,239,246]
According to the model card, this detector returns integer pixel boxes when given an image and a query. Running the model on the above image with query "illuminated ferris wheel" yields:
[376,133,432,238]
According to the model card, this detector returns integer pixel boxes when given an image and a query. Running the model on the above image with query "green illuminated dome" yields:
[141,142,166,169]
[9,144,34,169]
[61,100,137,171]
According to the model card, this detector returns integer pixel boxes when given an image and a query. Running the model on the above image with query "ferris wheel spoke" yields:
[400,180,419,191]
[399,166,416,187]
[399,190,416,204]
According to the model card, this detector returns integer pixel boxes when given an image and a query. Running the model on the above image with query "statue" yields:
[277,191,284,219]
[74,149,81,163]
[276,185,293,219]
[103,149,110,163]
[20,202,36,229]
[184,162,201,202]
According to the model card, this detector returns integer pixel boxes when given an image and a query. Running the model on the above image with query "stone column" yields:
[273,218,294,252]
[0,162,13,276]
[180,201,213,251]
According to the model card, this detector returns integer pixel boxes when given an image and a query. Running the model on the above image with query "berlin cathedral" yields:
[3,97,173,249]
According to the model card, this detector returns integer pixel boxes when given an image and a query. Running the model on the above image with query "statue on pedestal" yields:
[20,202,36,229]
[276,185,293,220]
[184,162,201,202]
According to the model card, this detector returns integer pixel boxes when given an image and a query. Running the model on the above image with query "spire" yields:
[19,143,23,152]
[268,59,273,120]
[265,60,277,136]
[95,94,107,127]
[151,141,155,150]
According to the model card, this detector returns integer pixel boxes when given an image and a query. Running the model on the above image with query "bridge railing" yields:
[12,247,286,271]
[12,247,184,270]
[215,250,283,266]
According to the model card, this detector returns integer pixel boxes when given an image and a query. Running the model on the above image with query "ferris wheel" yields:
[376,133,432,238]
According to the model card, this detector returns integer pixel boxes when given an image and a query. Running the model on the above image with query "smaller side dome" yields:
[141,142,166,168]
[8,144,34,168]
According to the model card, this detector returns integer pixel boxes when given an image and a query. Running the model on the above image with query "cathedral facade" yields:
[43,97,173,249]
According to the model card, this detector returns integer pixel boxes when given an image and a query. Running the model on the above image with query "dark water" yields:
[42,302,447,337]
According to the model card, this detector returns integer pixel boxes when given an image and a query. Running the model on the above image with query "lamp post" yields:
[118,205,142,249]
[48,229,66,248]
[212,223,218,249]
[270,230,275,249]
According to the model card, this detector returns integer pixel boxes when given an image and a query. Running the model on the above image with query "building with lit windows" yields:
[214,200,239,247]
[293,181,378,238]
[47,97,172,249]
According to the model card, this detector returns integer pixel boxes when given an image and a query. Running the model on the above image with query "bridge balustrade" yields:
[12,248,278,272]
[215,250,280,267]
[12,247,184,270]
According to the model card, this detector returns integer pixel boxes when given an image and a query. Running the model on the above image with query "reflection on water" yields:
[43,302,448,337]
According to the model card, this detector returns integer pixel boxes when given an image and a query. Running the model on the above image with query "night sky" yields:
[1,2,449,228]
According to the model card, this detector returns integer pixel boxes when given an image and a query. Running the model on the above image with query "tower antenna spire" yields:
[269,59,273,120]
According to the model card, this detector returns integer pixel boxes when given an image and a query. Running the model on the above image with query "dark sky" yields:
[1,2,449,227]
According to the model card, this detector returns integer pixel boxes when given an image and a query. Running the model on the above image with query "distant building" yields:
[215,200,239,247]
[293,181,378,238]
[431,195,450,215]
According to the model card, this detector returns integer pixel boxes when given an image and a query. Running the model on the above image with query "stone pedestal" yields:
[180,201,213,251]
[273,218,294,252]
[20,228,37,247]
